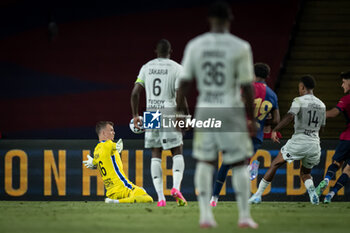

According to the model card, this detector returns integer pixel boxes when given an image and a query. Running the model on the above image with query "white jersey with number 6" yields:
[136,58,182,110]
[180,32,254,108]
[135,58,183,150]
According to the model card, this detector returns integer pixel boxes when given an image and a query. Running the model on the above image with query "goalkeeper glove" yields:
[116,138,123,154]
[83,155,95,169]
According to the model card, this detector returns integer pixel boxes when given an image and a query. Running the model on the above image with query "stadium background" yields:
[1,0,349,201]
[0,0,299,139]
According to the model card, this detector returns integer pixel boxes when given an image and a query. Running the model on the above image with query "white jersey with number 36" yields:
[180,32,254,108]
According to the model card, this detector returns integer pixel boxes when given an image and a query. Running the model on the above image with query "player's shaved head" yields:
[340,71,350,80]
[300,75,315,90]
[156,39,171,57]
[208,1,233,21]
[96,121,114,135]
[254,63,270,79]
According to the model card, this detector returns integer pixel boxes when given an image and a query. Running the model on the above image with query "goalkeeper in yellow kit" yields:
[83,121,153,204]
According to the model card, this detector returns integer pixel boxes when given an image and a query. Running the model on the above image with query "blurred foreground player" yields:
[83,121,153,204]
[249,75,326,205]
[177,1,258,229]
[210,63,280,207]
[130,39,188,207]
[315,71,350,203]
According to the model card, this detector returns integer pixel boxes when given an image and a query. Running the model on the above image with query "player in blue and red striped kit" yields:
[210,63,280,206]
[316,71,350,203]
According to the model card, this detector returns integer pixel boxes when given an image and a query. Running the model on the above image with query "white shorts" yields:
[192,107,252,164]
[281,137,321,169]
[144,129,183,150]
[193,131,253,164]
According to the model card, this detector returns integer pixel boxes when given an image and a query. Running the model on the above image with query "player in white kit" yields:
[249,75,326,205]
[176,1,258,229]
[130,39,188,207]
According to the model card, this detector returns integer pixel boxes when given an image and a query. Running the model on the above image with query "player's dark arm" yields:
[320,126,326,134]
[326,107,340,118]
[241,83,255,121]
[265,109,280,126]
[130,83,144,117]
[270,112,293,143]
[176,80,192,114]
[176,91,190,116]
[241,83,257,136]
[272,113,294,132]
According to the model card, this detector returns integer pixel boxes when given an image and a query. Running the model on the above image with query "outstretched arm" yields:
[326,107,340,118]
[265,109,281,126]
[82,154,96,169]
[271,113,294,143]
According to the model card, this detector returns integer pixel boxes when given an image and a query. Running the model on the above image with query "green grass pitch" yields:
[0,201,349,233]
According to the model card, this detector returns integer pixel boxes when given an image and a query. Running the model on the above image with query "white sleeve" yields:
[174,64,183,90]
[135,65,146,86]
[180,42,194,81]
[237,43,254,85]
[288,97,301,115]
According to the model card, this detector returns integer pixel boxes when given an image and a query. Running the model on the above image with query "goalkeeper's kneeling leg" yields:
[135,194,153,203]
[108,190,135,203]
[133,187,153,203]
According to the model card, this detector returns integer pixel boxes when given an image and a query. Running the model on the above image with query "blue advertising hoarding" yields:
[0,139,349,201]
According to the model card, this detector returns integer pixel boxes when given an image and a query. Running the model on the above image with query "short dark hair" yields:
[208,1,233,21]
[96,121,114,135]
[300,75,315,90]
[156,39,171,56]
[340,71,350,80]
[254,63,270,79]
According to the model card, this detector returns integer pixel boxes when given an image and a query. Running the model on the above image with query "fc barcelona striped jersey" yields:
[336,94,350,140]
[254,81,279,142]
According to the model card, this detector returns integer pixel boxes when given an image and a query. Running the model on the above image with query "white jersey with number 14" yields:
[288,94,326,142]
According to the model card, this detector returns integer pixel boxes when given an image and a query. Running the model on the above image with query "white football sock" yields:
[211,196,219,203]
[195,161,215,223]
[256,178,270,196]
[232,165,251,220]
[172,154,185,190]
[151,158,165,202]
[105,198,119,204]
[304,178,315,190]
[328,191,335,198]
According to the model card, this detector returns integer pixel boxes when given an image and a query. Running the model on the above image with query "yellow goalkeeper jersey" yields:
[93,140,134,197]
